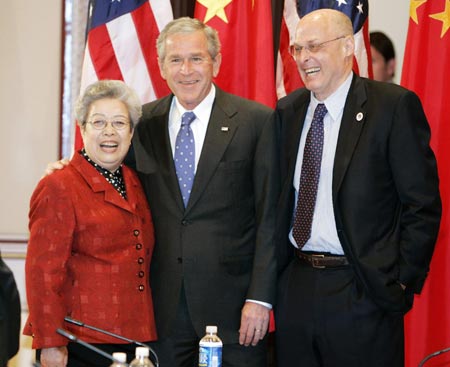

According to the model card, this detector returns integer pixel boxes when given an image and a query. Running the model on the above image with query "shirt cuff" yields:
[246,299,272,310]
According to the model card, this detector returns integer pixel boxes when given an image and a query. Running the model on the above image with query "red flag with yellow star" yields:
[194,0,276,108]
[401,1,450,366]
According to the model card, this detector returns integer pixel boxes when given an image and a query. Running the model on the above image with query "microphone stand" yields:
[64,316,159,367]
[56,328,129,366]
[418,346,450,367]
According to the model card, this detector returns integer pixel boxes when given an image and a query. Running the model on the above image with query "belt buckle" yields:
[310,254,325,269]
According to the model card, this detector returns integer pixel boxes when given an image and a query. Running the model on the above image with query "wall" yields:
[0,2,62,237]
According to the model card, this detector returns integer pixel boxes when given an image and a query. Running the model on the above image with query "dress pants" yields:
[152,286,268,367]
[275,257,404,367]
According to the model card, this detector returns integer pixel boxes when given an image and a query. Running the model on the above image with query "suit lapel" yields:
[186,89,238,212]
[121,165,142,213]
[333,75,367,196]
[72,153,135,213]
[148,97,186,211]
[285,93,310,186]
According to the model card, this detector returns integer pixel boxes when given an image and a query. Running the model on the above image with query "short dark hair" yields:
[370,31,395,62]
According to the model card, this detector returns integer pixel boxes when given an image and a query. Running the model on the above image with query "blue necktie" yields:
[175,112,196,207]
[292,103,328,248]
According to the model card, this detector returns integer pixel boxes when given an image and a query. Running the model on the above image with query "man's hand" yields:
[239,302,270,346]
[42,159,70,178]
[40,346,68,367]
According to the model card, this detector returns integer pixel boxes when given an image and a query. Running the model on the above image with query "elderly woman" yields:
[24,80,157,367]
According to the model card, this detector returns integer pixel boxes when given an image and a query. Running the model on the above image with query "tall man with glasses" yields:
[275,9,440,367]
[132,17,279,367]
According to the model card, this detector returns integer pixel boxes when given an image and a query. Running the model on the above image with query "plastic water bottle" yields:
[199,325,222,367]
[129,347,154,367]
[109,352,128,367]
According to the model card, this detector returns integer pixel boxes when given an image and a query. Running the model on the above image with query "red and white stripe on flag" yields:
[276,0,372,99]
[76,0,173,150]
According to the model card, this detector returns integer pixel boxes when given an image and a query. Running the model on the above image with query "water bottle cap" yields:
[112,352,127,363]
[135,346,150,357]
[206,325,217,333]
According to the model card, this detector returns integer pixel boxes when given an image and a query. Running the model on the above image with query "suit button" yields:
[136,243,143,250]
[177,257,183,264]
[138,271,145,278]
[138,285,145,291]
[134,229,140,236]
[181,220,189,226]
[138,257,144,264]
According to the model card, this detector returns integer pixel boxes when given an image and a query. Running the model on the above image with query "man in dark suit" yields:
[132,17,279,367]
[274,9,441,367]
[0,252,21,367]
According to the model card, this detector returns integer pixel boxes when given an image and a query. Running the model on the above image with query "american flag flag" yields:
[76,0,173,149]
[276,0,372,99]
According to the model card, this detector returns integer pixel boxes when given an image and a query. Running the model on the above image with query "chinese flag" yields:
[194,0,276,331]
[194,0,276,108]
[401,1,450,366]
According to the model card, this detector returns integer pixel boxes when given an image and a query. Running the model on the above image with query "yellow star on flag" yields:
[410,0,427,24]
[197,0,233,24]
[430,0,450,37]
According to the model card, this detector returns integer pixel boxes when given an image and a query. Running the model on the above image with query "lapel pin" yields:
[356,112,364,122]
[221,127,229,132]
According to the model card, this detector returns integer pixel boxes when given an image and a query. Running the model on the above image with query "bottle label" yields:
[199,345,222,367]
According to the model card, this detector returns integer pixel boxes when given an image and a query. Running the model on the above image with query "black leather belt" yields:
[296,250,349,268]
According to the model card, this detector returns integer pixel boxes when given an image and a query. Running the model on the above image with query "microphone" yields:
[418,346,450,366]
[56,328,129,366]
[64,316,159,367]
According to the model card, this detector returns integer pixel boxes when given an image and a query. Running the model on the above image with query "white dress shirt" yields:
[168,85,215,168]
[289,73,353,255]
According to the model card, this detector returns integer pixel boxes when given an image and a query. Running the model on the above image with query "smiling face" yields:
[158,30,221,110]
[294,10,355,101]
[81,98,133,172]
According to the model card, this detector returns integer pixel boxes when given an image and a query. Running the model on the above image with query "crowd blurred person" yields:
[24,80,157,367]
[370,31,396,83]
[0,251,21,367]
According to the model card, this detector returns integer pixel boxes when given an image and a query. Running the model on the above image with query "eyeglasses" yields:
[166,56,211,67]
[87,119,130,130]
[290,35,347,57]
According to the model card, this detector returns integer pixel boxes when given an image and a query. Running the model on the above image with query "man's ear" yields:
[387,58,396,79]
[344,36,355,57]
[158,57,167,80]
[212,53,222,78]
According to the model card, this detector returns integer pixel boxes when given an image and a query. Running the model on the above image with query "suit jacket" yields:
[0,252,21,366]
[24,152,157,349]
[276,74,441,313]
[133,87,279,343]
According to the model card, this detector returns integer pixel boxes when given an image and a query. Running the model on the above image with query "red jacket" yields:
[24,152,157,348]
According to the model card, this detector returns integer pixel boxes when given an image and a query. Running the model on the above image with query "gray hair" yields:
[75,80,142,129]
[156,17,221,62]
